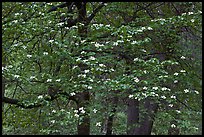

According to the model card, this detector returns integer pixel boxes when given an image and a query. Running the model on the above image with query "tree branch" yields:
[48,2,72,13]
[2,90,77,109]
[87,3,105,24]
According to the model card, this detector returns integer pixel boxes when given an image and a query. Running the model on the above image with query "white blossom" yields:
[188,12,193,15]
[70,92,76,96]
[43,52,48,55]
[12,20,18,23]
[147,27,153,30]
[73,66,78,69]
[56,79,61,82]
[171,124,176,128]
[74,110,78,113]
[74,113,79,117]
[169,104,173,107]
[79,107,84,111]
[141,49,147,53]
[76,58,81,62]
[181,56,186,59]
[84,70,90,73]
[81,51,86,54]
[143,86,148,90]
[113,42,118,46]
[51,120,55,124]
[171,95,176,99]
[15,13,20,16]
[2,67,6,71]
[30,76,35,79]
[49,40,54,43]
[60,109,65,112]
[133,77,140,83]
[89,56,96,60]
[174,80,178,83]
[143,70,147,74]
[184,89,190,93]
[87,86,93,89]
[52,110,56,113]
[99,64,106,67]
[131,41,137,45]
[89,78,94,82]
[137,29,143,32]
[194,90,199,94]
[176,110,181,114]
[152,87,158,90]
[129,94,134,99]
[57,22,64,26]
[38,95,43,99]
[78,74,86,78]
[161,95,166,99]
[134,58,139,61]
[180,70,186,73]
[110,68,115,72]
[174,72,179,76]
[93,109,98,113]
[47,79,52,82]
[191,19,195,23]
[80,109,86,114]
[161,87,168,91]
[8,65,13,68]
[27,54,32,58]
[14,75,20,78]
[95,42,104,48]
[96,122,101,127]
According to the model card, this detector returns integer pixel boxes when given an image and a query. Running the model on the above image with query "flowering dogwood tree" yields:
[2,2,202,135]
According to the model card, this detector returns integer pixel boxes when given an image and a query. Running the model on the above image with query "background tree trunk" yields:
[127,98,140,135]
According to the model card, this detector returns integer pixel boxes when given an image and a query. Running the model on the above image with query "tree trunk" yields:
[2,76,5,112]
[73,2,91,135]
[77,92,90,135]
[106,96,118,135]
[127,98,140,135]
[127,97,158,135]
[139,98,158,135]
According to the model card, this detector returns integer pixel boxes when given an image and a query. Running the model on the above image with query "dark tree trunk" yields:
[2,76,5,112]
[77,92,90,135]
[127,98,140,135]
[106,96,118,135]
[73,2,91,135]
[139,98,158,135]
[127,98,158,135]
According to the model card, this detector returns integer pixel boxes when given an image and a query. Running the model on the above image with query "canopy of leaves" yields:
[2,2,202,135]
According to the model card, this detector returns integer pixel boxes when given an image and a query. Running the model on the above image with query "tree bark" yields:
[106,96,118,135]
[139,98,158,135]
[74,2,90,135]
[76,92,90,135]
[127,98,140,135]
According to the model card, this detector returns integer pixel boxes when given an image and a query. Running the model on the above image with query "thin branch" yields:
[48,2,71,13]
[87,3,105,24]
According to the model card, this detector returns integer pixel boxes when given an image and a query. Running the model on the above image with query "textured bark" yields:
[76,92,90,135]
[126,98,158,135]
[139,98,158,135]
[2,76,5,112]
[75,2,90,135]
[106,96,118,135]
[127,98,140,135]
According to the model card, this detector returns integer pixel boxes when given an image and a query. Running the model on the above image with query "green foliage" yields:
[2,2,202,135]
